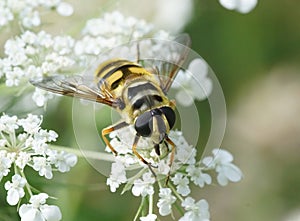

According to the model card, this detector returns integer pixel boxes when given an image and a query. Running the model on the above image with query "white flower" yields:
[82,11,152,39]
[0,30,76,105]
[29,138,48,155]
[106,160,127,192]
[169,130,196,165]
[157,188,176,216]
[179,197,210,221]
[219,0,258,13]
[75,11,154,57]
[32,157,53,179]
[132,172,155,197]
[171,173,190,196]
[172,58,212,106]
[5,66,25,86]
[4,174,26,205]
[0,114,77,181]
[35,129,58,143]
[32,88,54,107]
[56,2,74,16]
[186,165,212,188]
[0,6,13,26]
[215,162,243,186]
[21,8,41,28]
[16,152,31,170]
[202,149,242,186]
[47,150,78,172]
[156,160,170,175]
[0,1,74,29]
[152,0,193,33]
[19,193,62,221]
[140,213,157,221]
[0,151,13,181]
[18,114,42,134]
[0,114,19,133]
[53,36,75,55]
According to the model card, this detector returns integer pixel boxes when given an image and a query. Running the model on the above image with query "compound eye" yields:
[160,107,176,129]
[134,111,152,137]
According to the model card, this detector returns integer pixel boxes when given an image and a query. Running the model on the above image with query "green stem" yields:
[133,197,146,221]
[19,170,33,196]
[9,130,16,149]
[168,182,184,202]
[167,182,185,216]
[49,145,115,162]
[148,194,153,214]
[173,201,185,216]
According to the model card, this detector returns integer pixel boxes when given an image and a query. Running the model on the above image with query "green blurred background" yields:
[1,0,300,220]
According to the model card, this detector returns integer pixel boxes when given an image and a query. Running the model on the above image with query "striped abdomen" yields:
[95,59,150,91]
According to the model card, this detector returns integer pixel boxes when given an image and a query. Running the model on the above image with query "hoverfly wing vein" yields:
[136,34,191,94]
[30,75,116,107]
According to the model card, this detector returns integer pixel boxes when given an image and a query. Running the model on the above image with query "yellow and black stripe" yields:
[95,59,150,91]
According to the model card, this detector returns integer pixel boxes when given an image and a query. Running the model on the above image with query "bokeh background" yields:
[1,0,300,220]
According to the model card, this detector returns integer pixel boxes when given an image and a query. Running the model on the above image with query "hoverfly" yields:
[30,34,191,175]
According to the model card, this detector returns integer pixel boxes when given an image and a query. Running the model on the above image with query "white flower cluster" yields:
[0,113,77,221]
[0,30,76,106]
[106,127,242,220]
[0,0,73,29]
[74,11,154,57]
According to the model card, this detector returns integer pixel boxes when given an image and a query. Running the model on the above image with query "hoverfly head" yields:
[134,106,176,144]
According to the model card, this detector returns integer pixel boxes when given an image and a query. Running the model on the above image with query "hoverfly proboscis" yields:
[30,34,191,178]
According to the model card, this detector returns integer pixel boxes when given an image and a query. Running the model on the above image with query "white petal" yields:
[65,153,77,167]
[177,185,190,196]
[140,213,157,221]
[40,205,62,221]
[7,189,20,205]
[131,179,143,196]
[19,205,43,221]
[237,0,258,13]
[219,0,236,10]
[158,204,172,216]
[217,173,228,186]
[219,0,257,13]
[172,70,188,89]
[4,181,12,190]
[224,164,243,182]
[188,58,208,81]
[202,156,214,168]
[213,149,233,163]
[56,2,74,16]
[197,199,209,211]
[190,78,212,100]
[30,193,49,205]
[175,90,194,106]
[181,197,195,209]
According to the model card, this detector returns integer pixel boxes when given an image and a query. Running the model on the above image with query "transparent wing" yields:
[30,75,116,107]
[137,34,191,93]
[81,34,191,94]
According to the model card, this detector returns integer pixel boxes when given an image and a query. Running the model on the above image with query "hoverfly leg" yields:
[136,42,140,63]
[101,121,129,156]
[132,134,157,178]
[154,143,160,156]
[164,136,176,185]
